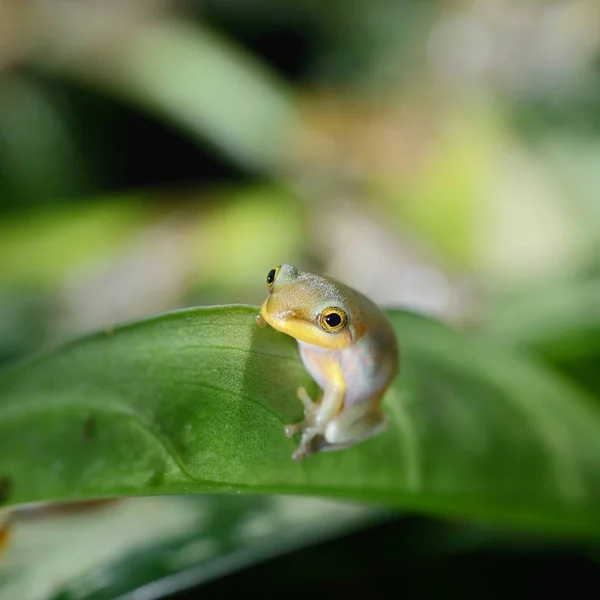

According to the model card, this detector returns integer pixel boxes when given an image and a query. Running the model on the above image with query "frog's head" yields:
[258,264,360,349]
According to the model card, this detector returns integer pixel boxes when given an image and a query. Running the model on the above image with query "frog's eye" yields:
[319,307,348,333]
[266,265,280,287]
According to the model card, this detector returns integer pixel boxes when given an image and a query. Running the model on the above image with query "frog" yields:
[256,264,399,461]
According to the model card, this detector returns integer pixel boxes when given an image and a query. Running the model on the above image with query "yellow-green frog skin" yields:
[256,264,399,461]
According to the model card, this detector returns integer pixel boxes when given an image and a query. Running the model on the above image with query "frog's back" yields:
[336,281,399,406]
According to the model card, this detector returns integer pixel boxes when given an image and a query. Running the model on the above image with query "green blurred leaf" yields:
[0,200,149,288]
[0,76,88,205]
[486,278,600,362]
[377,108,499,268]
[485,277,600,397]
[1,307,600,536]
[189,185,307,291]
[1,495,379,600]
[34,20,302,174]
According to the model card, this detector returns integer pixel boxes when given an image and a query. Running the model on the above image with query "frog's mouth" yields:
[259,299,297,331]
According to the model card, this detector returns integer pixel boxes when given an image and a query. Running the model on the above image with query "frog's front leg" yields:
[285,382,345,461]
[284,387,317,438]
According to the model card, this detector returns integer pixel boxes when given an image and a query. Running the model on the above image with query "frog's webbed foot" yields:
[284,386,321,461]
[291,426,321,461]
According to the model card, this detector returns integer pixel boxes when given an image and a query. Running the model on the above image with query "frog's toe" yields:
[292,447,309,461]
[284,422,303,437]
[297,387,321,423]
[296,386,315,411]
[292,440,315,461]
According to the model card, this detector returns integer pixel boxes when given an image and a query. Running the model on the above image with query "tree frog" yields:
[256,264,399,461]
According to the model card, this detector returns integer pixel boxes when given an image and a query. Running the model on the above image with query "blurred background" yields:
[1,0,599,598]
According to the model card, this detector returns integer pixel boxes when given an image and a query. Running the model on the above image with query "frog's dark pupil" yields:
[267,269,276,285]
[325,312,342,327]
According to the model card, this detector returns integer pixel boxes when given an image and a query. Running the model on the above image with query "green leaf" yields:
[1,306,600,536]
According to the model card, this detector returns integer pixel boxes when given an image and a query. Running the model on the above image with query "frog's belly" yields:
[297,342,334,391]
[297,341,387,407]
